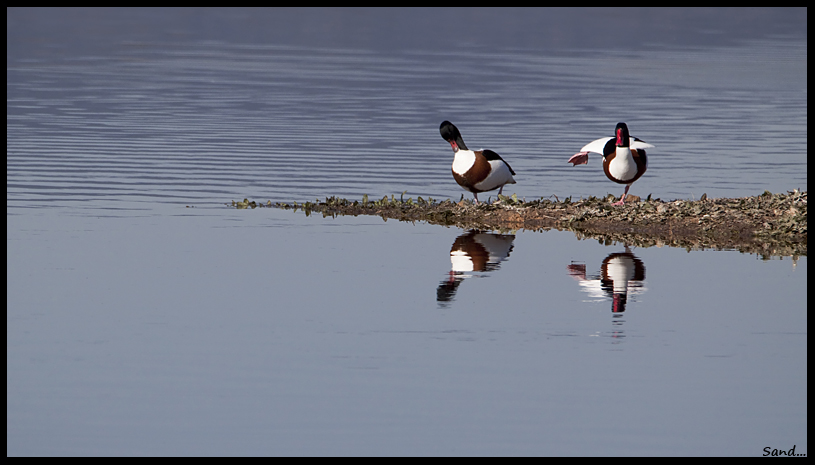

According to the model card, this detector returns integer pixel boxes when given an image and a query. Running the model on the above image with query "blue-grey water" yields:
[7,8,807,456]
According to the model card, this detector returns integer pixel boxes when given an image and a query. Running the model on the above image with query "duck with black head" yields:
[568,122,653,205]
[440,121,516,204]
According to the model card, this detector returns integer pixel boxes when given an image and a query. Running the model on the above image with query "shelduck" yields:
[440,121,516,204]
[600,249,647,313]
[568,122,653,205]
[437,230,515,305]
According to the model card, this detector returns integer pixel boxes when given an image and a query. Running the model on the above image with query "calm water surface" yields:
[7,8,807,456]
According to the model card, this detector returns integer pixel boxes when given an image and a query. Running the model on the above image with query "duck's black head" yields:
[615,122,630,147]
[440,121,468,151]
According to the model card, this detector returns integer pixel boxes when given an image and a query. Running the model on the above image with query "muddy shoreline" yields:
[231,190,806,258]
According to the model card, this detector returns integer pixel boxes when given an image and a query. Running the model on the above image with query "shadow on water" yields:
[436,230,515,307]
[567,246,647,315]
[436,230,649,319]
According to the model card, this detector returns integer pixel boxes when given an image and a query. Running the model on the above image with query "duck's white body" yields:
[452,149,516,194]
[607,146,642,183]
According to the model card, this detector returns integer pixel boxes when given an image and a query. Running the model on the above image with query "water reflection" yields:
[437,230,515,307]
[567,246,647,314]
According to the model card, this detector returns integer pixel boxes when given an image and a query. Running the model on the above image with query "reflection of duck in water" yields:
[437,230,515,305]
[567,246,646,313]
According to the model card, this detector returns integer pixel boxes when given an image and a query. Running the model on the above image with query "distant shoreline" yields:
[231,190,807,259]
